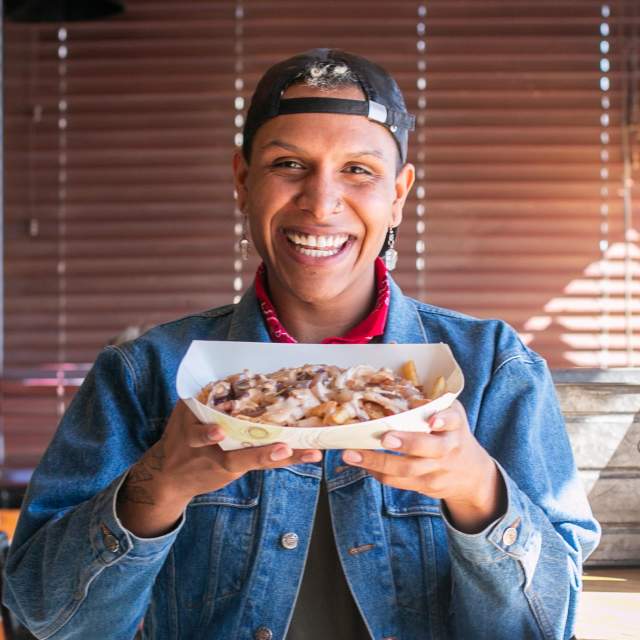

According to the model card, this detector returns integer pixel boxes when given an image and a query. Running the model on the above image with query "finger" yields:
[368,471,423,492]
[167,400,212,446]
[268,447,324,465]
[175,397,235,447]
[298,449,325,464]
[369,469,448,497]
[427,407,465,432]
[170,398,208,441]
[184,420,226,448]
[342,449,438,477]
[379,430,458,459]
[217,444,323,474]
[166,398,188,426]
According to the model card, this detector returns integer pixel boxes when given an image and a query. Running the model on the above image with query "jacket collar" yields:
[381,277,430,344]
[226,285,272,342]
[226,275,430,344]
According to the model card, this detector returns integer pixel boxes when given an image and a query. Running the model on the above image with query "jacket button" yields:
[101,524,120,553]
[280,532,299,550]
[502,526,518,546]
[254,626,273,640]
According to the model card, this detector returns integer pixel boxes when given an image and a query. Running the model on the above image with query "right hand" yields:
[116,400,322,537]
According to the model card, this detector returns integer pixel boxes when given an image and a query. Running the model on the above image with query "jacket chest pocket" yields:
[171,472,262,622]
[382,485,451,619]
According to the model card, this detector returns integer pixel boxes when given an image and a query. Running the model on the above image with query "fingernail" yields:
[270,446,290,462]
[431,417,445,430]
[343,451,363,464]
[301,452,322,463]
[382,434,402,449]
[207,429,223,442]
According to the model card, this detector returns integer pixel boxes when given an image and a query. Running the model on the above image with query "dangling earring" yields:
[239,213,250,261]
[384,227,398,271]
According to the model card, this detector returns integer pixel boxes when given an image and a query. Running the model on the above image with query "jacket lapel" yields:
[381,277,430,344]
[226,286,272,342]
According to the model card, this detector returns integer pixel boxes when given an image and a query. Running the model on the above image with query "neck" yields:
[266,268,378,343]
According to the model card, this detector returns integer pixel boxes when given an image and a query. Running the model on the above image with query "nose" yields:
[295,170,343,220]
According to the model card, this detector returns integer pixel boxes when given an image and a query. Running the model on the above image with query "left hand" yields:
[342,399,507,533]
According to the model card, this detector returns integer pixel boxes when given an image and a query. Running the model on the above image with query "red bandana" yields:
[254,257,390,344]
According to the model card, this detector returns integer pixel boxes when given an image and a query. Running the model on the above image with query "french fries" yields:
[200,360,448,427]
[308,401,337,418]
[400,359,419,386]
[400,359,447,401]
[308,400,355,425]
[327,403,356,425]
[428,375,446,400]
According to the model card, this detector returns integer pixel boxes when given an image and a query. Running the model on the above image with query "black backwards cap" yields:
[242,48,416,164]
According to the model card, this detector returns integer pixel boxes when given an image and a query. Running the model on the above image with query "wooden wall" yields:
[554,368,640,566]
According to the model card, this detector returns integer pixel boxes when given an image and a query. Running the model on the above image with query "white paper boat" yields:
[177,341,464,451]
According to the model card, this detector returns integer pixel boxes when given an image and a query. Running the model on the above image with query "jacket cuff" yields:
[441,460,542,585]
[90,471,186,564]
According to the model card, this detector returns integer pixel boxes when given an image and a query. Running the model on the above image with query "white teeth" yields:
[297,246,340,257]
[328,235,348,247]
[285,231,348,249]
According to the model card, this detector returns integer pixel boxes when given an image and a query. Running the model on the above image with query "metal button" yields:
[502,526,518,546]
[280,532,299,550]
[101,524,120,553]
[254,626,273,640]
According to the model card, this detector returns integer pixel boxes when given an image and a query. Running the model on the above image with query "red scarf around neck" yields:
[254,257,390,344]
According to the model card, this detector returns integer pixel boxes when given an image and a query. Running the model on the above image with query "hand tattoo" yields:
[119,482,155,505]
[127,463,153,483]
[147,439,166,471]
[119,439,165,506]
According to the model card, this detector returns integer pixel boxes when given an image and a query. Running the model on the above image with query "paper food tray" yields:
[177,341,464,451]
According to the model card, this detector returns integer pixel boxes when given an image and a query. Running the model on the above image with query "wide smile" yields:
[281,228,354,262]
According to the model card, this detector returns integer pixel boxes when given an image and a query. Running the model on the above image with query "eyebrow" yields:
[260,139,386,160]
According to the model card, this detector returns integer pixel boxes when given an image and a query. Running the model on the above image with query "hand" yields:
[117,400,322,537]
[342,400,506,533]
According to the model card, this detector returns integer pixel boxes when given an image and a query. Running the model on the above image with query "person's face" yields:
[233,83,415,308]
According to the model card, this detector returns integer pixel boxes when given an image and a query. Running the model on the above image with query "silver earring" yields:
[240,213,249,261]
[384,227,398,271]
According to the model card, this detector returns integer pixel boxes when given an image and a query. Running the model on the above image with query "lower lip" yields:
[280,232,353,265]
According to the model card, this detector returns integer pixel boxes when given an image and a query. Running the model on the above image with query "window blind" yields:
[407,0,636,370]
[1,0,637,474]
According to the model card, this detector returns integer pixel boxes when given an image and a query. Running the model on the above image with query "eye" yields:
[344,164,373,176]
[272,159,305,170]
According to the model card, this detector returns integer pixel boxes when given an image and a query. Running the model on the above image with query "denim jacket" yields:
[3,279,600,640]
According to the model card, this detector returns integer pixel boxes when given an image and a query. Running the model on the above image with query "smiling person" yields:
[4,50,599,640]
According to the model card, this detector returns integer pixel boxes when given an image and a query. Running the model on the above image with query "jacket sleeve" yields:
[3,346,185,640]
[443,352,601,640]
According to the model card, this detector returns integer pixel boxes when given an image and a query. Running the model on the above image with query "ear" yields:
[391,162,415,227]
[232,150,250,212]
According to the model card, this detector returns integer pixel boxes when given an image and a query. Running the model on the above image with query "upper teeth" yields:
[285,231,349,248]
